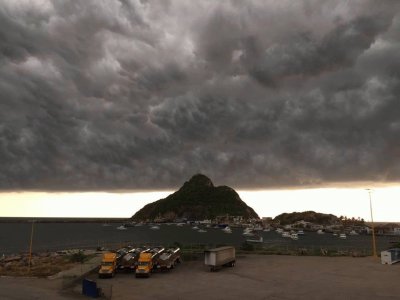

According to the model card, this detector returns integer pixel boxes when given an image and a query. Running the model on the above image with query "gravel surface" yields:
[1,255,399,299]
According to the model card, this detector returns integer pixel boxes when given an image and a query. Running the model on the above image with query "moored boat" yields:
[246,234,263,243]
[222,226,232,233]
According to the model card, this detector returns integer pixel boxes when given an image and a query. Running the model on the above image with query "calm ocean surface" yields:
[0,222,396,254]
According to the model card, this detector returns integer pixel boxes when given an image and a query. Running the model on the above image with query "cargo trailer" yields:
[204,246,235,271]
[381,248,400,265]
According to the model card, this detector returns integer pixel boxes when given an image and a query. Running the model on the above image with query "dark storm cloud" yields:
[1,0,400,190]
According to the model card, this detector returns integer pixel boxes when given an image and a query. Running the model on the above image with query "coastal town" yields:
[140,212,400,238]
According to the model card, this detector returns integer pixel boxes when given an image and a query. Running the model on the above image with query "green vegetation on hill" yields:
[132,174,259,221]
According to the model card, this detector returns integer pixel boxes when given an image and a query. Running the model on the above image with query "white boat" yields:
[222,226,232,233]
[282,231,291,238]
[150,225,160,230]
[291,233,299,240]
[263,228,271,232]
[317,229,325,234]
[246,235,263,243]
[198,229,207,233]
[349,230,359,236]
[243,228,255,236]
[297,230,304,235]
[116,225,127,230]
[276,228,284,234]
[192,226,199,230]
[176,223,185,227]
[339,233,347,239]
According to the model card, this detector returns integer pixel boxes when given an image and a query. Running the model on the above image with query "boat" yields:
[150,225,160,230]
[291,233,299,240]
[253,225,264,231]
[222,226,232,233]
[243,231,255,237]
[116,225,127,230]
[246,235,263,243]
[198,229,207,233]
[349,230,359,236]
[243,228,256,236]
[263,228,271,232]
[276,228,284,234]
[297,230,304,235]
[339,233,347,239]
[317,229,325,234]
[192,226,199,230]
[282,231,291,238]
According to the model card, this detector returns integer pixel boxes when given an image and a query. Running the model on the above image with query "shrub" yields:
[69,251,87,263]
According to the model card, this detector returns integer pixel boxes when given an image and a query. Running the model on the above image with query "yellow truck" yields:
[98,252,117,278]
[135,252,153,277]
[135,247,164,277]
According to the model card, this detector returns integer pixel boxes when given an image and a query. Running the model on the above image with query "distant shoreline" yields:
[0,217,399,225]
[0,217,128,223]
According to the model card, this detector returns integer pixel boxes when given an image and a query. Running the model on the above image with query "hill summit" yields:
[132,174,259,222]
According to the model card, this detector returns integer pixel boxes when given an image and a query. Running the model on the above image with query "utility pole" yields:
[28,220,35,273]
[367,189,377,258]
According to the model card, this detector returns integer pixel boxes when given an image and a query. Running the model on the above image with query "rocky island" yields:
[132,174,259,222]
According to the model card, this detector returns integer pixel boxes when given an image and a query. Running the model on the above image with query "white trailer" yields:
[381,248,400,265]
[204,246,235,271]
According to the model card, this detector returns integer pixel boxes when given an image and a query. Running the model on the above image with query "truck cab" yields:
[135,252,153,277]
[98,252,117,278]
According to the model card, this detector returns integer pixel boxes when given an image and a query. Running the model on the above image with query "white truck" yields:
[204,246,235,271]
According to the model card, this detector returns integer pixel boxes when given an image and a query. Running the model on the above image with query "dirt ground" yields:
[1,255,399,300]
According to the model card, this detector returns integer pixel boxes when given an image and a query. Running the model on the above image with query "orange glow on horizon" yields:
[0,187,399,222]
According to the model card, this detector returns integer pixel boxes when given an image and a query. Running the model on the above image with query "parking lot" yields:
[85,255,400,300]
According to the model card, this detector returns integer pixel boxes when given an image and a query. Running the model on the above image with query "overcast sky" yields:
[1,0,400,191]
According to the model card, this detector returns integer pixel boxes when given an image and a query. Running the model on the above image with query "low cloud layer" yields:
[1,0,400,190]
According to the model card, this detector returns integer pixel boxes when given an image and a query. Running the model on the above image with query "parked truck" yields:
[157,247,181,271]
[204,246,235,271]
[98,252,117,278]
[118,247,149,271]
[135,247,164,277]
